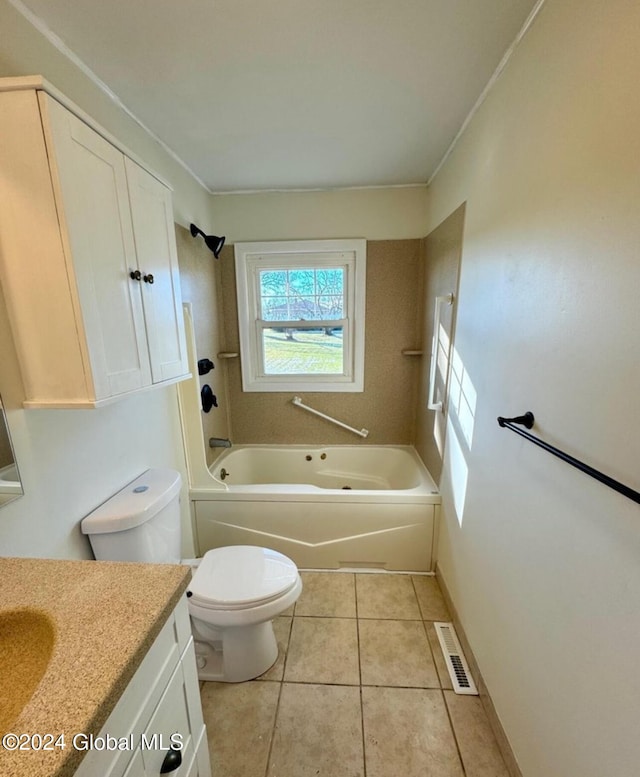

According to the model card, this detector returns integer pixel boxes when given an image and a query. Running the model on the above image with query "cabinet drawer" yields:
[115,696,211,777]
[141,661,195,776]
[75,611,181,777]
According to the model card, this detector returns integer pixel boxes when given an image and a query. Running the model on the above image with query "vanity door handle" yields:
[143,273,155,284]
[160,746,182,773]
[129,270,142,281]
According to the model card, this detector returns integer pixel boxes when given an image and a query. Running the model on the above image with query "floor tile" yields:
[362,686,464,777]
[196,572,510,777]
[296,572,356,617]
[425,621,454,690]
[444,691,510,777]
[284,616,360,684]
[412,575,451,620]
[359,619,439,688]
[268,683,364,777]
[200,680,280,777]
[257,616,292,682]
[356,574,421,619]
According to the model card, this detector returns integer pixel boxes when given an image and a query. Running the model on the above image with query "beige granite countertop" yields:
[0,557,190,777]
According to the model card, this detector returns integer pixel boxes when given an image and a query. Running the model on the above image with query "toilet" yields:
[80,468,302,683]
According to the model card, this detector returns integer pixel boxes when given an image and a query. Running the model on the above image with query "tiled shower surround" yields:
[200,572,509,777]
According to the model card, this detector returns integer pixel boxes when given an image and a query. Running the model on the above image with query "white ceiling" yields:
[17,0,539,193]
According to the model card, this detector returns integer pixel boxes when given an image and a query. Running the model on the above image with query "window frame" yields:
[234,239,366,392]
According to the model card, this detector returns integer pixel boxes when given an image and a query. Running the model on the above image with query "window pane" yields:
[261,296,290,321]
[259,270,286,296]
[316,268,343,293]
[258,267,344,322]
[318,295,344,319]
[288,269,315,295]
[262,327,344,375]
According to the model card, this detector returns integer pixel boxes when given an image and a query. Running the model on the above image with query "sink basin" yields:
[0,609,56,734]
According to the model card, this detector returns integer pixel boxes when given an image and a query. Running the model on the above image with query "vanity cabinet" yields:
[0,78,189,408]
[74,597,211,777]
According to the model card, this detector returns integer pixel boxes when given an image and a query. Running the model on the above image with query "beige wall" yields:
[427,1,640,775]
[414,206,465,484]
[210,187,429,243]
[175,224,230,466]
[219,241,422,445]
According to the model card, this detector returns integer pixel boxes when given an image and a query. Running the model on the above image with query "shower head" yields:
[190,223,225,258]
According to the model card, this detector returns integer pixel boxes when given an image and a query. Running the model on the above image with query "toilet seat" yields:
[188,545,299,611]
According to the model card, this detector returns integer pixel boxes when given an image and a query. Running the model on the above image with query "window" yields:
[234,239,366,392]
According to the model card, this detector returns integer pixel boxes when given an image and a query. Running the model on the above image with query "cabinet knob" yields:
[129,270,142,281]
[143,273,155,284]
[160,747,182,773]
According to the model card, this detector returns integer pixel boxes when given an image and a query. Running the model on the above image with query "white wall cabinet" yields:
[74,597,211,777]
[0,78,189,408]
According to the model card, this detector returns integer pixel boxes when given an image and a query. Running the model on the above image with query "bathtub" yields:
[190,445,441,572]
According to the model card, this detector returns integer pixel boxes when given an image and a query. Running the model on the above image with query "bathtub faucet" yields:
[209,437,232,448]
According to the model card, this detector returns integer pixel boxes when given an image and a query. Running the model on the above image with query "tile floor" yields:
[199,572,510,777]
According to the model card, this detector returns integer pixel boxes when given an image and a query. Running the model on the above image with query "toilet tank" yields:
[81,469,182,563]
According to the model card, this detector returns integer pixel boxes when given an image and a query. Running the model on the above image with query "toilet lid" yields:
[188,546,299,610]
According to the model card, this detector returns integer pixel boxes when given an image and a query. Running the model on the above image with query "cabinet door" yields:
[122,749,146,777]
[141,663,196,776]
[42,95,152,399]
[125,158,188,383]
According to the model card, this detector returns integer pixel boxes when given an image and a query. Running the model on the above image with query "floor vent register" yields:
[434,622,479,695]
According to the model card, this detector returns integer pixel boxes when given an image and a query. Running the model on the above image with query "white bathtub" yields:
[190,445,440,572]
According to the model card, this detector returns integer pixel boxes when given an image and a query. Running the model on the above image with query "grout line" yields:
[263,679,284,777]
[281,679,361,687]
[419,618,443,690]
[411,573,427,621]
[355,580,368,777]
[441,688,469,777]
[355,576,362,688]
[269,677,443,689]
[299,567,435,576]
[293,613,357,619]
[413,575,448,688]
[280,611,295,683]
[290,613,445,621]
[264,614,294,777]
[263,607,295,777]
[360,683,368,777]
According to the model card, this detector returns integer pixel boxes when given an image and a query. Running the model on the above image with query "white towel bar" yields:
[291,396,369,438]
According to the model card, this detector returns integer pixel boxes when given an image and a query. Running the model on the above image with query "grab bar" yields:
[497,412,640,505]
[291,396,369,438]
[428,293,454,412]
